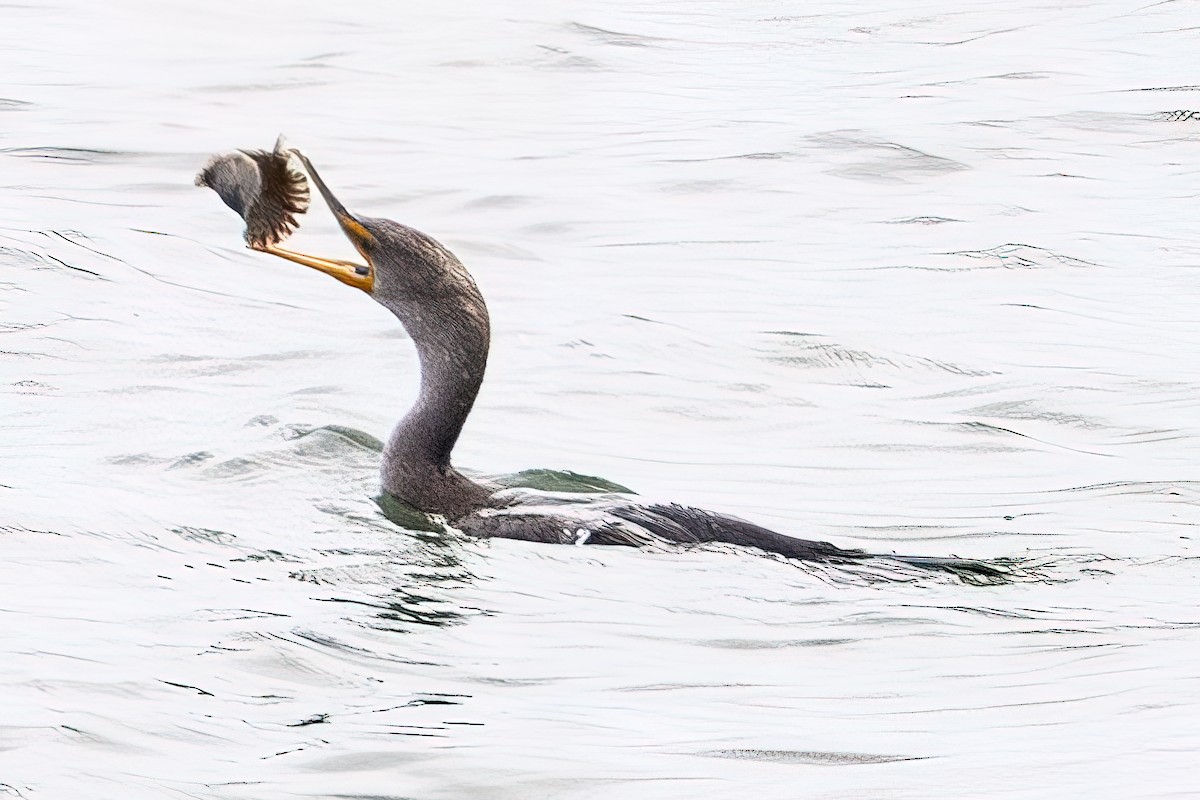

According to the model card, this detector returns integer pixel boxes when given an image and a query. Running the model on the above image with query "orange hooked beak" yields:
[254,150,375,293]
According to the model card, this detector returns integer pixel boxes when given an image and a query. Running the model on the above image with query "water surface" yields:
[2,1,1199,797]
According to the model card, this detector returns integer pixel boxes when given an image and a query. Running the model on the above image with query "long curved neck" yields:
[399,293,488,466]
[381,284,495,519]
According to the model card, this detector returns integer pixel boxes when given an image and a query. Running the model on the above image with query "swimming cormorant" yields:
[197,139,1007,580]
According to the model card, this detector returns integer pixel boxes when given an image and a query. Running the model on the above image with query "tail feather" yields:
[612,503,1014,583]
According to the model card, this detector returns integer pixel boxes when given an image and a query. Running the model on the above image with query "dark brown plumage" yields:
[196,142,1017,584]
[195,135,310,248]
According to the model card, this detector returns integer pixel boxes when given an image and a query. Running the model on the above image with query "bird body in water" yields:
[197,140,1008,579]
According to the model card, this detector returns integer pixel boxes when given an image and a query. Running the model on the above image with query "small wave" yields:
[699,749,925,765]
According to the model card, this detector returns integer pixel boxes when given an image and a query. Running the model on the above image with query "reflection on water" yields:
[3,0,1200,798]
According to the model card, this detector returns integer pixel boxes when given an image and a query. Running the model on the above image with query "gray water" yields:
[3,1,1199,797]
